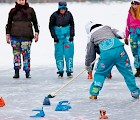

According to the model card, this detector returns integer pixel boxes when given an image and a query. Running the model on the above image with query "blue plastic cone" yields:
[43,97,50,105]
[30,107,45,118]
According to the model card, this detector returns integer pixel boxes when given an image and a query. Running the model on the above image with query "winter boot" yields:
[89,95,97,100]
[26,72,31,78]
[13,69,19,78]
[88,72,93,79]
[58,73,63,79]
[135,68,140,77]
[67,73,73,78]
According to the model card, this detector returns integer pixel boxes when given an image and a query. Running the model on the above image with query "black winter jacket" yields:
[49,10,75,39]
[6,3,39,41]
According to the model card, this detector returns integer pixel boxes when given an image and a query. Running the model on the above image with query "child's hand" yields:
[6,34,11,44]
[34,32,39,42]
[124,38,129,45]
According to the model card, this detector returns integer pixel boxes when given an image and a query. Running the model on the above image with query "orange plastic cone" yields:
[0,97,5,107]
[99,110,108,119]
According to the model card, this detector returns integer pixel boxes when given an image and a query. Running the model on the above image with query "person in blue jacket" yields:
[85,21,140,99]
[49,1,75,78]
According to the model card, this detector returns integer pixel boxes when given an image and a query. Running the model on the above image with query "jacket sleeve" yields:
[49,13,57,39]
[31,8,39,33]
[69,12,75,37]
[6,9,14,34]
[125,12,130,39]
[112,28,125,39]
[85,41,96,66]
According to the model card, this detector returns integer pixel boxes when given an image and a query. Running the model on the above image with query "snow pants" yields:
[90,46,139,98]
[130,27,140,69]
[10,36,31,72]
[54,26,74,74]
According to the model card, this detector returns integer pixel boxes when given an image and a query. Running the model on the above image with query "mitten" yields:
[54,37,59,43]
[85,66,92,72]
[124,38,129,45]
[69,36,74,42]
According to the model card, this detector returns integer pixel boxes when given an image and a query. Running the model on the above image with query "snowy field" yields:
[0,1,140,120]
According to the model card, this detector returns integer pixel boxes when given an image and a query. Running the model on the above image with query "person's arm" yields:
[49,13,57,38]
[125,12,130,39]
[69,12,75,37]
[49,13,59,43]
[112,27,129,45]
[85,41,96,68]
[31,8,39,34]
[6,9,14,35]
[112,28,125,39]
[5,9,14,44]
[31,8,39,42]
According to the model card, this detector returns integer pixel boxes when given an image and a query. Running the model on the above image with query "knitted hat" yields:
[85,21,102,34]
[131,0,140,5]
[58,1,67,9]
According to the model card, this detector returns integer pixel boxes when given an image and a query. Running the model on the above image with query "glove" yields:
[85,66,92,72]
[54,37,59,43]
[6,34,11,44]
[34,32,39,42]
[124,38,129,45]
[69,36,74,42]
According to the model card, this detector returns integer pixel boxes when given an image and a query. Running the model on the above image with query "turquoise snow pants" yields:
[130,27,140,69]
[90,46,139,98]
[54,26,74,74]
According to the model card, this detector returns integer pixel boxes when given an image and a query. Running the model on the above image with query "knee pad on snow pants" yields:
[89,82,103,96]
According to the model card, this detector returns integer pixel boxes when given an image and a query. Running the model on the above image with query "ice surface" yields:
[0,2,140,120]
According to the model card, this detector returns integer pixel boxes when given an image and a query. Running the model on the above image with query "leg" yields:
[90,51,114,97]
[21,41,31,72]
[115,47,139,98]
[64,41,74,74]
[130,34,140,77]
[21,41,32,78]
[86,43,97,79]
[130,34,139,68]
[54,41,64,74]
[135,35,140,77]
[11,39,21,78]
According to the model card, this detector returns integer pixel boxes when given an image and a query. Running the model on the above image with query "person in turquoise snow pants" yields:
[125,0,140,77]
[49,1,75,78]
[85,21,140,99]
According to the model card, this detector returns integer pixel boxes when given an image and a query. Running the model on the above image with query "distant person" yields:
[49,1,75,78]
[125,0,140,77]
[6,0,39,78]
[85,21,140,99]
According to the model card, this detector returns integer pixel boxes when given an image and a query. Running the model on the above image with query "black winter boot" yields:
[135,68,140,77]
[26,72,31,78]
[67,73,73,78]
[13,69,19,78]
[58,73,63,79]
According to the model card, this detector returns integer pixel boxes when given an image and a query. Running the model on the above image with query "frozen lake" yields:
[0,1,140,120]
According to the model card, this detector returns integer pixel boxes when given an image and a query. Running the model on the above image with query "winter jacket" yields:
[86,25,124,45]
[125,11,140,39]
[49,10,75,39]
[85,24,125,66]
[6,3,39,41]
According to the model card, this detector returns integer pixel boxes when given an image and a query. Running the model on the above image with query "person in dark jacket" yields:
[49,1,75,78]
[6,0,39,79]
